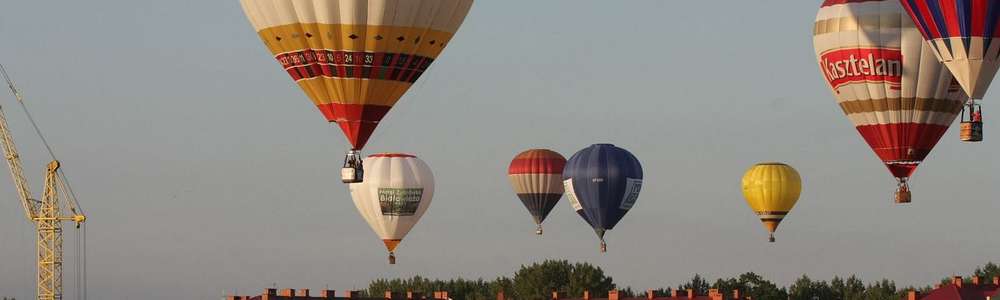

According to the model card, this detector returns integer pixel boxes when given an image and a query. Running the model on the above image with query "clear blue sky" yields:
[1,1,998,299]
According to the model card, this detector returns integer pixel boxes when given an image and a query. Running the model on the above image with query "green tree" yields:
[567,262,614,297]
[974,262,1000,279]
[789,275,835,300]
[863,279,899,300]
[511,260,614,300]
[647,287,673,297]
[678,274,711,295]
[736,272,788,300]
[831,276,865,300]
[489,276,514,298]
[366,276,497,300]
[360,259,1000,300]
[618,286,637,298]
[711,277,741,295]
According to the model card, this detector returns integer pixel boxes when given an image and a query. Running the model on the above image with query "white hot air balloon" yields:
[349,153,434,264]
[813,0,967,203]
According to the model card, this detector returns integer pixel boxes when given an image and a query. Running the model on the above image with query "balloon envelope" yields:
[900,0,1000,99]
[240,0,474,150]
[508,149,566,235]
[349,153,434,263]
[741,163,802,242]
[813,0,966,188]
[562,144,643,251]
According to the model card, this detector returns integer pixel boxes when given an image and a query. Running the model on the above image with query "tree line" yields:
[363,260,1000,300]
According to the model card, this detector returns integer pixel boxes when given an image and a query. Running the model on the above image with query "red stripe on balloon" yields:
[369,153,416,158]
[973,0,987,36]
[508,158,567,175]
[820,0,884,8]
[854,123,949,178]
[316,103,391,150]
[902,1,933,39]
[939,0,962,38]
[916,0,945,38]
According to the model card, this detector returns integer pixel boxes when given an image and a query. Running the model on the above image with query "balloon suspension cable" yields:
[768,233,775,243]
[895,178,911,204]
[344,150,361,166]
[535,224,543,235]
[388,251,396,265]
[973,99,983,123]
[966,99,980,121]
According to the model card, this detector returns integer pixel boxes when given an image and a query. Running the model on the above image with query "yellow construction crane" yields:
[0,64,86,300]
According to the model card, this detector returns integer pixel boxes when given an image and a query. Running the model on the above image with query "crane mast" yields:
[1,64,85,300]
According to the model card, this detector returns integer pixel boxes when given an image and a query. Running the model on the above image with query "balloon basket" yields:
[341,150,364,183]
[960,101,984,142]
[535,225,543,235]
[960,122,983,142]
[895,182,911,204]
[600,241,607,253]
[388,252,396,265]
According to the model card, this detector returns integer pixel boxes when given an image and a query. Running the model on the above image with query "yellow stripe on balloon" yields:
[256,24,456,59]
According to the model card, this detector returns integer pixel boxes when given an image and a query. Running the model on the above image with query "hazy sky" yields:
[1,1,999,299]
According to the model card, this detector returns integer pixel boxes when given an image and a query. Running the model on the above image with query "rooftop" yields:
[905,276,1000,300]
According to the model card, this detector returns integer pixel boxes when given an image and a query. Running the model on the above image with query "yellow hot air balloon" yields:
[741,163,801,243]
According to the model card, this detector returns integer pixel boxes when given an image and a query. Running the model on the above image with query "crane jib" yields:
[0,63,88,300]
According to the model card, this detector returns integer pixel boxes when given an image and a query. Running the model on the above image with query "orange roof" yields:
[908,277,1000,300]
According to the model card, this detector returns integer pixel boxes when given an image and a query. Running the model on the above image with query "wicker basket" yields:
[960,121,983,142]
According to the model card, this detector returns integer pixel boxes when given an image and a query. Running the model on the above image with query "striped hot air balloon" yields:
[899,0,1000,142]
[240,0,474,183]
[508,149,566,235]
[741,163,802,243]
[349,153,434,264]
[563,144,643,253]
[814,0,968,203]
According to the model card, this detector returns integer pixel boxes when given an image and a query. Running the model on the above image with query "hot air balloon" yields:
[240,0,474,183]
[562,144,642,253]
[814,0,967,203]
[508,149,566,235]
[349,153,434,264]
[900,0,1000,142]
[741,163,802,243]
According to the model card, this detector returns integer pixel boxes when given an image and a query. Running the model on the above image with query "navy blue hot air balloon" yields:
[562,144,643,253]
